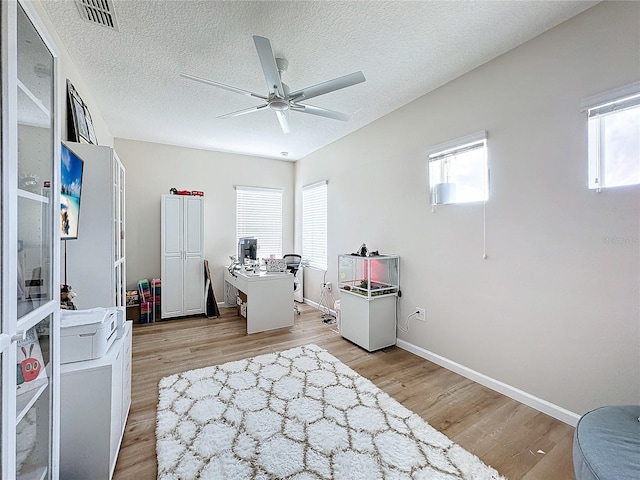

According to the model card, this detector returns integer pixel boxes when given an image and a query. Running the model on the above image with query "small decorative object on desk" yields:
[265,258,287,272]
[60,284,77,310]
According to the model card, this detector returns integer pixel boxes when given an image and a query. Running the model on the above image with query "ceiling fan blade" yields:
[180,73,267,100]
[252,36,285,98]
[217,104,268,119]
[275,110,291,134]
[290,103,350,121]
[289,71,366,102]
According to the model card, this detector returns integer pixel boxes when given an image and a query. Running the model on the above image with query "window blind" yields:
[579,81,640,112]
[428,140,486,162]
[236,186,283,259]
[425,130,487,158]
[302,181,327,271]
[588,94,640,118]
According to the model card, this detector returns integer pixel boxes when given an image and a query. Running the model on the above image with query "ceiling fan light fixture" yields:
[268,98,290,111]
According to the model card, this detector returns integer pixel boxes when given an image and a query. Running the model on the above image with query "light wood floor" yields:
[113,304,576,479]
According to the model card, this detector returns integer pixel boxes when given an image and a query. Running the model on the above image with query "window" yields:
[427,131,488,205]
[302,181,327,270]
[585,84,640,190]
[236,186,282,259]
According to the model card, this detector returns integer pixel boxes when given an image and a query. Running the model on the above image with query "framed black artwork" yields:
[83,104,97,144]
[67,80,97,144]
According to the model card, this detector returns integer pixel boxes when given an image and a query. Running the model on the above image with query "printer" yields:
[60,307,124,364]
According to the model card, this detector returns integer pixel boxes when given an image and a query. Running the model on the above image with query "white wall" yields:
[295,2,640,415]
[36,0,637,416]
[113,138,295,302]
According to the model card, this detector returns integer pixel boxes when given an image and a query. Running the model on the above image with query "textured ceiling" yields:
[41,1,597,161]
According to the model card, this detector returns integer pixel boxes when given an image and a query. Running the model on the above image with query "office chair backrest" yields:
[283,254,302,273]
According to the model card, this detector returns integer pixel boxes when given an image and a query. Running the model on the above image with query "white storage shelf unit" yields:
[60,321,132,480]
[63,142,126,309]
[338,255,400,352]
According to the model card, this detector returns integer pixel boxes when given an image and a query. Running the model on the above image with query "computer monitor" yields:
[238,237,257,263]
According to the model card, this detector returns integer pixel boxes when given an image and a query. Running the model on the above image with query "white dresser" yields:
[60,321,132,479]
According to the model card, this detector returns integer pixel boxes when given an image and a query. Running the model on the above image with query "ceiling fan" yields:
[180,36,366,134]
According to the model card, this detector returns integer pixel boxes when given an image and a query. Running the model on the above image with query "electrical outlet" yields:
[325,282,332,291]
[416,307,426,322]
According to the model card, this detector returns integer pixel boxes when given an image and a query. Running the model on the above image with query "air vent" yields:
[75,0,119,31]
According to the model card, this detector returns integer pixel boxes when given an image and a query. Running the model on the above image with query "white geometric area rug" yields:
[156,344,506,480]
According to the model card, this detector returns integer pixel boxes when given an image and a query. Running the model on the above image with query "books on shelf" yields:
[151,278,161,320]
[126,290,139,306]
[138,279,153,323]
[138,278,161,323]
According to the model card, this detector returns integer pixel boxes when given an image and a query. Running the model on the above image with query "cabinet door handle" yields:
[0,331,26,353]
[12,330,26,342]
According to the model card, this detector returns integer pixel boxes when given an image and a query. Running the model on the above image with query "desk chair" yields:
[283,254,302,315]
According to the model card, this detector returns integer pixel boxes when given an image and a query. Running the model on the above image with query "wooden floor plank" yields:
[113,304,576,479]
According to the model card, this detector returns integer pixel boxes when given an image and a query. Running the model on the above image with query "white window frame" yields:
[426,131,488,205]
[581,82,640,191]
[236,186,283,259]
[302,181,327,271]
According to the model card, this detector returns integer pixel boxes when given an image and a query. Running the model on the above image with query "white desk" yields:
[224,269,294,334]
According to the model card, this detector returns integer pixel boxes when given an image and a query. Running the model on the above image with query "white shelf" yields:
[18,465,47,480]
[17,189,49,203]
[17,78,50,117]
[16,301,57,332]
[16,379,48,424]
[340,287,398,300]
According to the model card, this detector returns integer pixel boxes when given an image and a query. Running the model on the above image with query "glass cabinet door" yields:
[17,0,54,315]
[2,1,59,478]
[114,155,126,307]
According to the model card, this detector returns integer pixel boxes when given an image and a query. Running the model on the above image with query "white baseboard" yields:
[303,298,336,317]
[396,339,580,427]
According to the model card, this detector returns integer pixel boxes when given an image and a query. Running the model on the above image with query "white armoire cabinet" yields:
[63,142,126,309]
[1,1,61,478]
[161,194,205,319]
